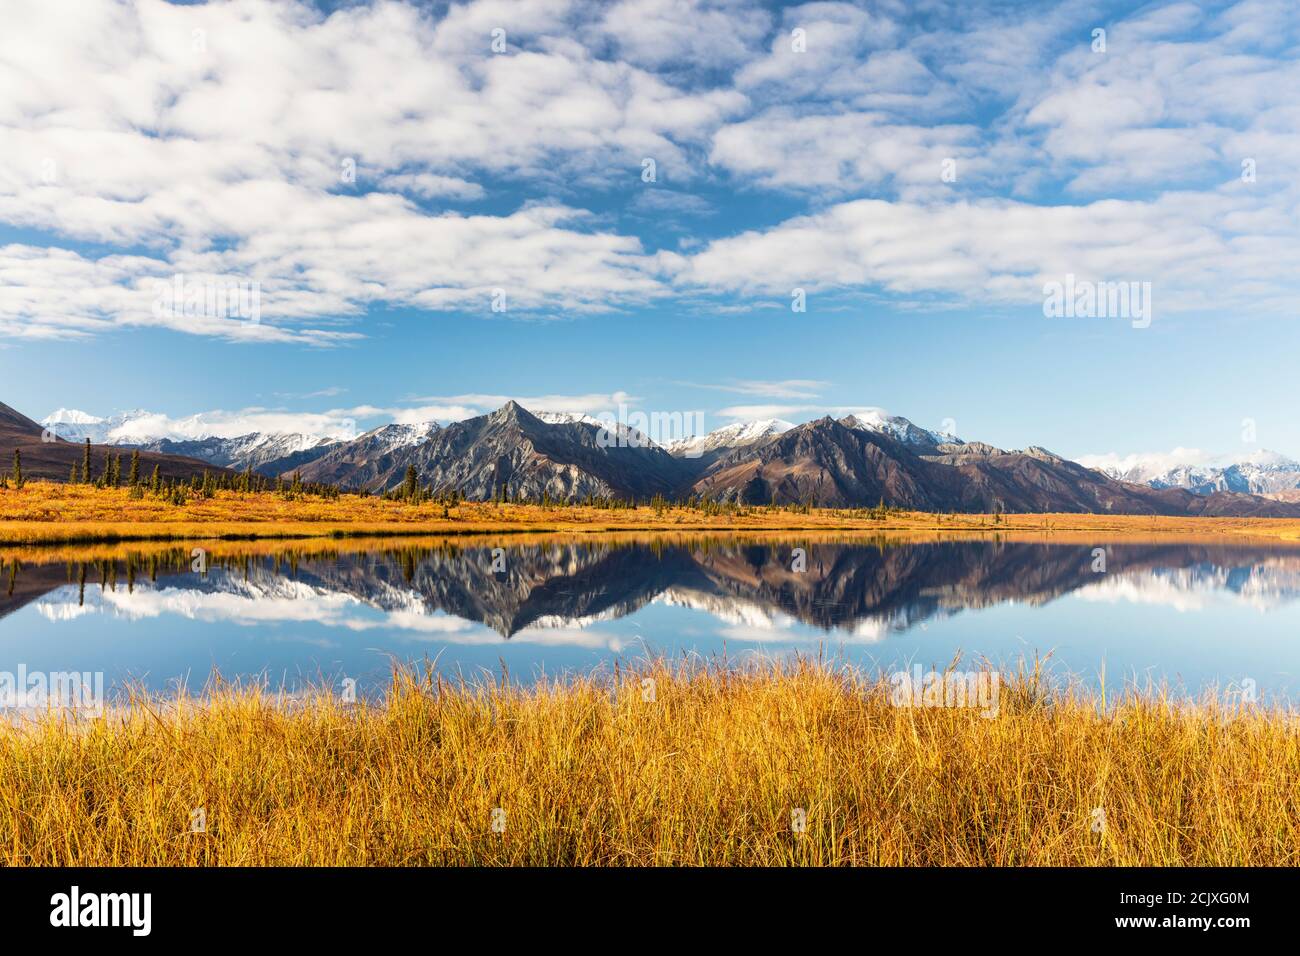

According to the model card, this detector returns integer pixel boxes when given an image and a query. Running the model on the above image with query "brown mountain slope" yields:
[688,417,1300,516]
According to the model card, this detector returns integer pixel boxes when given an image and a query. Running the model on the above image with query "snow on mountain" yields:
[838,408,960,447]
[42,407,103,427]
[535,410,659,448]
[664,419,793,459]
[40,407,355,448]
[219,432,339,459]
[535,411,601,426]
[352,421,441,454]
[1078,448,1300,496]
[40,407,366,475]
[42,408,153,444]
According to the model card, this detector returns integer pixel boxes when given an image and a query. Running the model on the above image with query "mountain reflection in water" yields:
[4,537,1300,698]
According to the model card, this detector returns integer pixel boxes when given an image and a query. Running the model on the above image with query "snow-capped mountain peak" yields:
[838,408,960,447]
[535,410,660,448]
[42,408,153,443]
[356,421,441,453]
[1077,448,1300,496]
[39,407,365,476]
[43,408,105,426]
[41,408,356,447]
[664,419,793,459]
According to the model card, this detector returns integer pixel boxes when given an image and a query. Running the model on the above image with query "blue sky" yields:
[2,0,1298,465]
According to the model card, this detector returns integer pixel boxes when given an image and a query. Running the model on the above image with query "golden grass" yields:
[3,660,1297,866]
[5,480,1300,546]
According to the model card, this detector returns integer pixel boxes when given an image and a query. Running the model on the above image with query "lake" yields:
[3,535,1299,705]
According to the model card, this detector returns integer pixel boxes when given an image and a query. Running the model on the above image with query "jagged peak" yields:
[490,400,538,425]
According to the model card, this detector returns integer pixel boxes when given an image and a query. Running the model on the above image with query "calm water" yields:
[4,536,1300,702]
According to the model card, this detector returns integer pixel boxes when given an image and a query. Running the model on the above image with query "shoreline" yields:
[5,481,1300,547]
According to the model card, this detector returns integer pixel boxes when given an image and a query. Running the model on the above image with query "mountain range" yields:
[41,408,341,477]
[0,402,234,483]
[1083,449,1300,498]
[16,398,1300,516]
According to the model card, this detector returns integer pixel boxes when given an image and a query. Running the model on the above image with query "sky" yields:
[1,0,1298,465]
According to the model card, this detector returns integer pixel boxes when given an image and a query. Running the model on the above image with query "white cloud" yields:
[736,2,903,96]
[1073,447,1217,475]
[0,0,750,339]
[104,407,363,443]
[683,379,827,399]
[375,173,486,201]
[1014,0,1300,194]
[3,0,1300,344]
[384,405,483,426]
[715,403,820,421]
[594,0,772,70]
[0,244,361,344]
[670,187,1300,315]
[710,110,985,193]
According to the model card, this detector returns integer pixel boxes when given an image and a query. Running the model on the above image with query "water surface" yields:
[3,536,1298,703]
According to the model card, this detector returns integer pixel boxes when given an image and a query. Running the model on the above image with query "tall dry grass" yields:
[1,660,1297,866]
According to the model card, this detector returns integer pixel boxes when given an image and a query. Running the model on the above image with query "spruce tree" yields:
[82,439,91,484]
[128,449,140,486]
[11,449,22,489]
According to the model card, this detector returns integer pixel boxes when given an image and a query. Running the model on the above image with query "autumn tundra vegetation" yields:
[2,659,1297,866]
[5,467,1300,548]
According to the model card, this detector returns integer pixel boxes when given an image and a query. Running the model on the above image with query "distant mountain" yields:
[131,433,343,477]
[688,415,1300,516]
[664,419,793,464]
[40,408,119,443]
[1085,449,1300,496]
[42,407,203,445]
[41,408,350,476]
[1,401,234,483]
[295,401,690,497]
